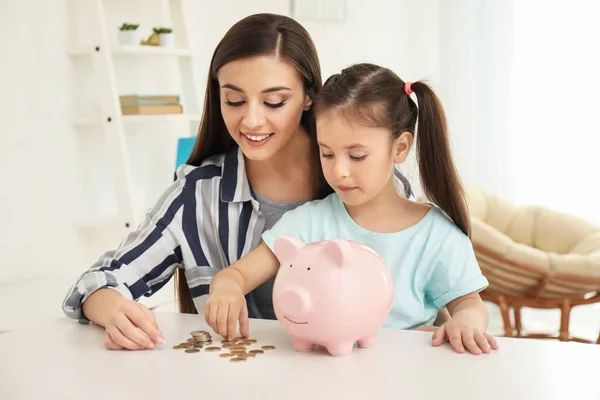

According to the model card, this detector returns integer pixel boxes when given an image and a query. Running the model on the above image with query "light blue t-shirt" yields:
[261,193,488,330]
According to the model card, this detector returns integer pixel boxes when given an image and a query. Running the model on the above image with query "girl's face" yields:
[217,56,312,161]
[316,112,411,207]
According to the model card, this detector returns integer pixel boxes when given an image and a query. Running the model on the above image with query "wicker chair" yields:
[464,186,600,343]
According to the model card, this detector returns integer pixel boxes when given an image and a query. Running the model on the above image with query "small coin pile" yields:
[173,330,276,363]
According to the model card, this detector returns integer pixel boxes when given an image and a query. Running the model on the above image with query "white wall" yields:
[0,0,88,285]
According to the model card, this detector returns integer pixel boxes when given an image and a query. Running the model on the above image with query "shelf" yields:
[68,44,193,57]
[72,113,201,126]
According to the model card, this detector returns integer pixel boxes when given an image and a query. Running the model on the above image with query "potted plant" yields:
[118,23,140,45]
[153,27,174,48]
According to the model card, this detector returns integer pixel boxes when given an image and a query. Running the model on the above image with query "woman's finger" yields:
[104,333,124,350]
[108,325,144,350]
[138,303,161,330]
[116,314,156,349]
[126,306,164,346]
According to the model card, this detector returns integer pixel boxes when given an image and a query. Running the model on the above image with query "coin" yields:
[261,345,276,351]
[230,346,246,351]
[238,352,256,358]
[244,339,257,344]
[185,348,200,353]
[230,357,247,363]
[219,353,234,358]
[221,340,234,345]
[205,346,221,352]
[249,349,264,355]
[230,349,245,354]
[190,330,210,337]
[172,345,186,350]
[222,343,233,348]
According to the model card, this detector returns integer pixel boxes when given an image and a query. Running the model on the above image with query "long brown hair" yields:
[314,63,470,237]
[175,13,328,314]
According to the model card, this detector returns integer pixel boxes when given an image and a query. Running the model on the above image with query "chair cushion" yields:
[464,186,600,293]
[465,186,600,254]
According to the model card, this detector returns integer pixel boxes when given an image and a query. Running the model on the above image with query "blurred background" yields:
[1,0,598,343]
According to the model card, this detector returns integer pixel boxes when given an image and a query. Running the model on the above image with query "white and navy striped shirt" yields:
[62,145,413,322]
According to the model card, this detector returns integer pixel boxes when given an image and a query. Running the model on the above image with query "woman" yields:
[62,13,416,351]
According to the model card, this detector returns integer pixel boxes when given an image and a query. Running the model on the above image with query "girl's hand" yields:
[431,319,499,355]
[204,283,249,340]
[103,298,165,351]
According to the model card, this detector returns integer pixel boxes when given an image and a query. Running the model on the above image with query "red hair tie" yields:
[404,81,413,95]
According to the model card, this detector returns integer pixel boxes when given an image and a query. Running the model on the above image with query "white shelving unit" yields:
[67,0,202,233]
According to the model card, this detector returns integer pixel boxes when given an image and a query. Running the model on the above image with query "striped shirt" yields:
[62,145,413,322]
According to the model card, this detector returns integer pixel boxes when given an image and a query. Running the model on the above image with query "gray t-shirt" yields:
[251,191,309,319]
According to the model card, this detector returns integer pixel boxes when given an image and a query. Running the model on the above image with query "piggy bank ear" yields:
[273,236,305,262]
[322,239,352,268]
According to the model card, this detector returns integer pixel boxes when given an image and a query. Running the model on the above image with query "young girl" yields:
[205,63,499,355]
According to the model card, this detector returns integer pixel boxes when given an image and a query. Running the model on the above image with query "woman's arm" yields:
[63,170,190,350]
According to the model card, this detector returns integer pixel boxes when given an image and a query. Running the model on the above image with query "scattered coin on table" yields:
[173,330,276,363]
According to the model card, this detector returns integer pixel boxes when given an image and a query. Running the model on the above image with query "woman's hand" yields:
[204,282,249,340]
[82,288,166,351]
[103,298,166,351]
[431,318,499,355]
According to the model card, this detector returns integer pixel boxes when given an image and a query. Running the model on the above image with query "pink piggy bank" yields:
[272,236,394,356]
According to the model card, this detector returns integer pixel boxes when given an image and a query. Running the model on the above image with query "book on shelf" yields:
[121,103,183,115]
[119,94,180,105]
[119,94,183,115]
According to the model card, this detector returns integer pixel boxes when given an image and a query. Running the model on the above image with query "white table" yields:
[0,312,598,400]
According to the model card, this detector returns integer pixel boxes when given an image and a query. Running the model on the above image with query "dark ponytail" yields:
[314,63,470,237]
[411,82,470,237]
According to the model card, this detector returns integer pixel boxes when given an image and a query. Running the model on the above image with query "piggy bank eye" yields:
[307,267,311,271]
[289,264,293,268]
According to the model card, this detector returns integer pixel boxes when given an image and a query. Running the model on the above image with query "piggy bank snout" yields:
[276,286,312,320]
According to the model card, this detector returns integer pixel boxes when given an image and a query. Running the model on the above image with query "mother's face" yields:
[217,56,312,161]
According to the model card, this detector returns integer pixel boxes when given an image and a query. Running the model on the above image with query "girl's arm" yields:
[205,242,280,339]
[432,291,499,354]
[445,292,489,330]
